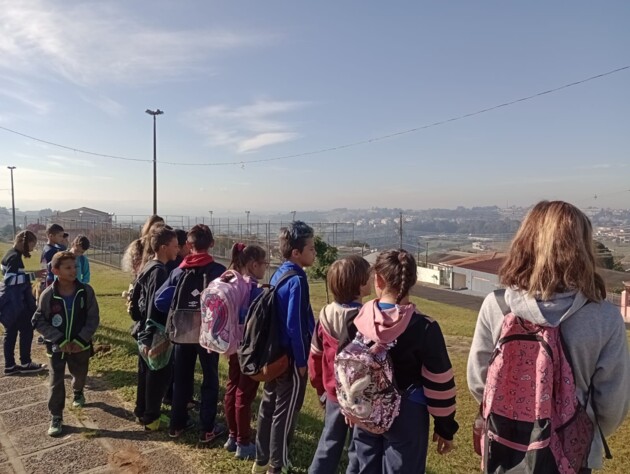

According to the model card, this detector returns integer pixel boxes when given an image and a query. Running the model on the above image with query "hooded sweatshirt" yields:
[308,302,361,402]
[348,299,459,440]
[467,288,630,469]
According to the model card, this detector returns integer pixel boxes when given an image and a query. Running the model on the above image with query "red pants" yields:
[224,353,260,444]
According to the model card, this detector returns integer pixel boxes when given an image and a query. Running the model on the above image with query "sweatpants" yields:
[170,343,219,433]
[255,363,307,470]
[349,398,430,474]
[3,311,34,368]
[309,397,353,474]
[224,353,260,445]
[48,349,91,418]
[134,352,172,425]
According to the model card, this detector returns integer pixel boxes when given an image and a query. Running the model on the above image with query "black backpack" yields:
[127,260,160,338]
[166,263,220,344]
[237,270,297,382]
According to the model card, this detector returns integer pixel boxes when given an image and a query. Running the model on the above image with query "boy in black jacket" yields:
[33,251,100,437]
[133,225,179,430]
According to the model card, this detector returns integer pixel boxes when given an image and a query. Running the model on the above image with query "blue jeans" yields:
[349,398,430,474]
[170,343,219,432]
[309,397,354,474]
[3,311,33,368]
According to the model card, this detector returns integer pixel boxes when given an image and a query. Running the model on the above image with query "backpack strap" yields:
[493,289,511,316]
[271,270,298,288]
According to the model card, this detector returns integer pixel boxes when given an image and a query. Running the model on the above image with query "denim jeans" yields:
[309,397,352,474]
[350,397,430,474]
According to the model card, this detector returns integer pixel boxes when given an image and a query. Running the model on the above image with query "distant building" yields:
[56,207,112,224]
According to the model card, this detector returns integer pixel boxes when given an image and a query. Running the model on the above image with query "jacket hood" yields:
[319,302,360,341]
[354,299,416,344]
[504,287,589,327]
[179,253,214,269]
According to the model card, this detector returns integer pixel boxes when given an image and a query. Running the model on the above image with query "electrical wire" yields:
[0,65,628,167]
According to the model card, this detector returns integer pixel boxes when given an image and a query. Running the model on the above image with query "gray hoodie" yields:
[467,288,630,469]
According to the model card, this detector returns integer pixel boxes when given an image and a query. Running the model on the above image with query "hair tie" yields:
[236,242,246,252]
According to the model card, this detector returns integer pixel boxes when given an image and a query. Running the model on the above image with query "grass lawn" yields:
[10,243,630,473]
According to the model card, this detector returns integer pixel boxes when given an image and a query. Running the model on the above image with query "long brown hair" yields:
[14,230,38,258]
[499,200,605,301]
[229,242,266,273]
[374,249,418,304]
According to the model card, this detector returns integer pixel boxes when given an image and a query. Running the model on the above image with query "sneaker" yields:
[144,414,170,431]
[224,435,237,452]
[72,391,86,408]
[47,417,63,437]
[235,442,256,460]
[4,365,20,376]
[251,463,269,474]
[18,362,47,374]
[168,419,196,438]
[198,423,227,444]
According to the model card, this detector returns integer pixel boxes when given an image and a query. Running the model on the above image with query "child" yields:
[253,221,316,474]
[0,231,46,375]
[223,242,268,460]
[122,215,164,277]
[70,235,91,284]
[133,225,179,430]
[307,255,371,473]
[343,249,458,474]
[41,224,67,288]
[165,229,189,274]
[153,224,226,441]
[32,251,100,436]
[467,201,630,472]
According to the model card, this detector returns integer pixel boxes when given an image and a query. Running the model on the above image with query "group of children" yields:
[4,201,628,474]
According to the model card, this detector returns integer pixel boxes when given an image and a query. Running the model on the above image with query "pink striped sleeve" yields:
[422,366,454,384]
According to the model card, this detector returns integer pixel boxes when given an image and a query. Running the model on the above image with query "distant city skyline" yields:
[1,1,629,214]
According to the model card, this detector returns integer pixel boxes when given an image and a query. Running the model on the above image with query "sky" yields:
[1,0,629,217]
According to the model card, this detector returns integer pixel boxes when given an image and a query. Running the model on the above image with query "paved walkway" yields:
[410,283,484,312]
[0,342,194,474]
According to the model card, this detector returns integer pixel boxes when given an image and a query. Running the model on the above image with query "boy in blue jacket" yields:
[253,221,316,474]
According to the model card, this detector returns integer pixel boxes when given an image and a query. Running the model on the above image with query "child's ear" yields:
[291,248,301,259]
[374,273,386,291]
[51,267,60,277]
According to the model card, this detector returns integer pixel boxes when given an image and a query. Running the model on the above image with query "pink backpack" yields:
[481,290,599,474]
[334,332,401,434]
[199,270,252,355]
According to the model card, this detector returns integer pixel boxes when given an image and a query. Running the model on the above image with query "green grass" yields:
[8,243,630,473]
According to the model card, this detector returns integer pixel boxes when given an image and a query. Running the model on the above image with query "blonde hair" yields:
[121,216,164,275]
[499,200,605,301]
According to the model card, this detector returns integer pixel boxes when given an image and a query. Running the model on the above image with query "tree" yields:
[593,240,616,269]
[307,236,339,281]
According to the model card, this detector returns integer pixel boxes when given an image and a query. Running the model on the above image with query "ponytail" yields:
[230,242,266,273]
[14,230,37,258]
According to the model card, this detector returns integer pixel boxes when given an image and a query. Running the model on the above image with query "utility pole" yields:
[425,242,429,266]
[209,210,213,228]
[291,210,296,222]
[399,211,403,249]
[145,109,164,215]
[7,166,16,238]
[245,210,250,234]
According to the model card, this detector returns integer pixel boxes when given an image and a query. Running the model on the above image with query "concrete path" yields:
[410,283,484,312]
[0,341,194,474]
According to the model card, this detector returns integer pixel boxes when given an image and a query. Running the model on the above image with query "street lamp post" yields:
[291,210,296,222]
[7,166,16,238]
[209,210,213,228]
[245,211,250,234]
[145,109,164,215]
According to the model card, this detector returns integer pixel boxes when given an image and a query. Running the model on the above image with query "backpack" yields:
[480,290,601,474]
[237,270,297,382]
[334,332,401,434]
[127,261,160,338]
[199,270,253,355]
[166,264,219,344]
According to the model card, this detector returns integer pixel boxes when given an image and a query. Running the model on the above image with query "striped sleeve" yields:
[421,319,459,440]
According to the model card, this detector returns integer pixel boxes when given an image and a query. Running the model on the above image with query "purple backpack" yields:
[334,332,401,434]
[481,290,603,474]
[199,270,252,355]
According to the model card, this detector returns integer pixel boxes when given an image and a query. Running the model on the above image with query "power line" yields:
[1,65,628,167]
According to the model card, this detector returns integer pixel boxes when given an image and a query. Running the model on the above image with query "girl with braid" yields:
[341,249,459,474]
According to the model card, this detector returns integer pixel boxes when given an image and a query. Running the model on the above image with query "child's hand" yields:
[344,416,355,428]
[66,342,82,353]
[432,433,453,455]
[298,366,307,377]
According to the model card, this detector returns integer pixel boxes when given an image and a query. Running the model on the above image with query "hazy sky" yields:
[1,1,629,216]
